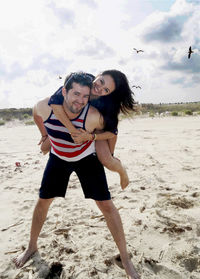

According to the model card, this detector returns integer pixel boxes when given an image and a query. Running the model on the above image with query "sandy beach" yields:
[1,116,200,279]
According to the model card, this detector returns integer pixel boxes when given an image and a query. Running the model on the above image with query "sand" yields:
[0,116,200,279]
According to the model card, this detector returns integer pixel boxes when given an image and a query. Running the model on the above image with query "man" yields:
[13,73,140,279]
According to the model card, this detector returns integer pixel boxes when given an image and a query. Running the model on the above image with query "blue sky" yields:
[0,0,200,108]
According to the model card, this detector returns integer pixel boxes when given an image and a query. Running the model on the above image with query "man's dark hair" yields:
[64,72,93,92]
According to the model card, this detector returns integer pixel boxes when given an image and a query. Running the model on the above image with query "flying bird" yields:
[133,48,144,53]
[188,46,194,59]
[132,85,141,89]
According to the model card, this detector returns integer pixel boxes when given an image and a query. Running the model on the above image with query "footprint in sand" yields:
[144,260,185,279]
[183,257,199,272]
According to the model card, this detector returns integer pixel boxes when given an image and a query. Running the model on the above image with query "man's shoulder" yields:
[86,105,104,131]
[88,105,101,118]
[35,97,51,120]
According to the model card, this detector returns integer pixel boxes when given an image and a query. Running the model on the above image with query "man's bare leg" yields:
[13,198,54,268]
[95,140,129,190]
[95,200,140,279]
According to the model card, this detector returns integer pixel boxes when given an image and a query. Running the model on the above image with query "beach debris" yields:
[5,248,22,255]
[191,192,199,198]
[139,252,144,264]
[188,46,194,59]
[91,206,123,219]
[58,76,62,79]
[1,219,23,232]
[143,257,162,273]
[158,250,165,261]
[104,258,113,267]
[64,247,75,254]
[133,48,144,53]
[89,267,98,276]
[135,219,142,226]
[162,222,192,234]
[183,257,199,272]
[140,206,146,213]
[156,196,194,209]
[15,162,21,167]
[53,228,70,235]
[169,197,194,209]
[144,257,159,266]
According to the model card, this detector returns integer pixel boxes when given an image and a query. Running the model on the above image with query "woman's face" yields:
[91,74,115,96]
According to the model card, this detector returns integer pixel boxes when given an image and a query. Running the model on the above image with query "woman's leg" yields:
[107,136,117,155]
[95,138,129,189]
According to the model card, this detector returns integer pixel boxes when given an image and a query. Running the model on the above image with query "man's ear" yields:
[62,87,66,97]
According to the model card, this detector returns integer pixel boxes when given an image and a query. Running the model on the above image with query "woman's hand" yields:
[71,128,93,144]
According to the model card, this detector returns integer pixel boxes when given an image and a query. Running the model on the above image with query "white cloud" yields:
[0,0,200,108]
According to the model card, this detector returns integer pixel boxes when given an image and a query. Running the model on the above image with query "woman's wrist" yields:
[91,133,97,141]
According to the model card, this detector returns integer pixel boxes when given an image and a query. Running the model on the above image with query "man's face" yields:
[62,82,90,114]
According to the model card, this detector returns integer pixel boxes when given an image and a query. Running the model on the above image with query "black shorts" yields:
[39,153,111,201]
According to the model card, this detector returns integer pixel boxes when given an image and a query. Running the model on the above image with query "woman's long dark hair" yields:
[91,69,137,132]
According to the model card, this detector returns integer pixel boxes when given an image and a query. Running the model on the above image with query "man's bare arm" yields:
[33,98,51,145]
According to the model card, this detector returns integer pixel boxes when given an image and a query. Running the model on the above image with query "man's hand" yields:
[40,136,51,155]
[71,128,93,144]
[38,135,48,145]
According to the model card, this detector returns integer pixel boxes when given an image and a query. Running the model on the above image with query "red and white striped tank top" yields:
[44,103,95,162]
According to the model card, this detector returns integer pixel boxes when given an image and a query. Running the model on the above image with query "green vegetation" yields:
[140,102,200,114]
[184,110,193,115]
[25,120,35,125]
[0,108,32,121]
[0,102,200,124]
[149,112,155,118]
[0,120,5,126]
[171,111,178,116]
[23,113,31,119]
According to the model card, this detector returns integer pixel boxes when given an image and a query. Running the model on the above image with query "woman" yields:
[41,70,137,189]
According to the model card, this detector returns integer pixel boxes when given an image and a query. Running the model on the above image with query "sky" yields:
[0,0,200,108]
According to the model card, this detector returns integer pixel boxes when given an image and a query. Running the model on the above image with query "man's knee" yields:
[37,198,54,210]
[95,200,115,214]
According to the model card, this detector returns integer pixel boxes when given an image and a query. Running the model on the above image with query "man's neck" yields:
[62,102,79,120]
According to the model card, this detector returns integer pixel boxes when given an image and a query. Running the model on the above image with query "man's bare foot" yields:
[13,247,37,268]
[114,255,140,279]
[122,258,140,279]
[120,167,129,190]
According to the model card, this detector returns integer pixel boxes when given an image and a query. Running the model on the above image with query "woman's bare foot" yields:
[13,246,37,268]
[119,166,129,190]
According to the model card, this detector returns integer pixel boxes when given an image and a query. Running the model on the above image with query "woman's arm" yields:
[71,129,115,143]
[51,104,116,143]
[51,104,78,134]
